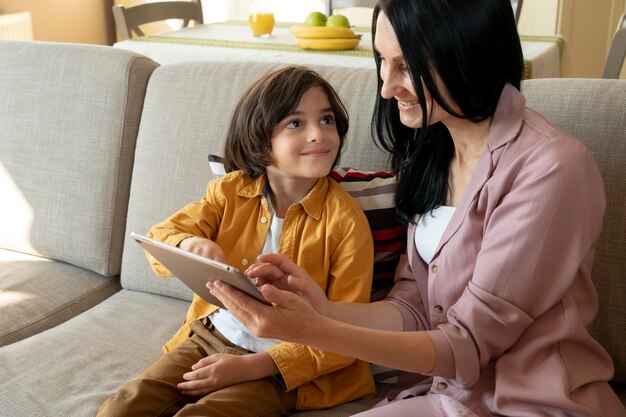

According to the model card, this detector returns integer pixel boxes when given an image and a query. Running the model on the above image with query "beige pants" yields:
[97,319,296,417]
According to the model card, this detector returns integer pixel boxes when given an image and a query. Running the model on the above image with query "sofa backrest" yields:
[0,40,158,276]
[522,78,626,384]
[121,61,385,299]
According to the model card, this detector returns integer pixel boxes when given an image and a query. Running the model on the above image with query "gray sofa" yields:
[0,40,624,416]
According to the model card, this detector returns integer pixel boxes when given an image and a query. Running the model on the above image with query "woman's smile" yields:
[397,99,418,112]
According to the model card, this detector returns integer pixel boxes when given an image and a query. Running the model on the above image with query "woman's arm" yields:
[209,279,437,373]
[328,298,405,331]
[246,252,405,331]
[310,314,437,374]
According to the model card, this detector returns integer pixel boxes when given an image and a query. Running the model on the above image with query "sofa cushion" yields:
[121,61,386,300]
[0,287,385,417]
[522,78,626,384]
[0,40,158,276]
[0,249,120,347]
[0,290,188,416]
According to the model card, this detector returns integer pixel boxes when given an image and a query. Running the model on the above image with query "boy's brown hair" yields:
[223,66,349,177]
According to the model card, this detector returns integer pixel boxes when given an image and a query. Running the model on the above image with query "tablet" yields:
[130,232,269,309]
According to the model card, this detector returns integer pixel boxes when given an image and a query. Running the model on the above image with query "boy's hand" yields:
[179,236,226,263]
[177,352,278,396]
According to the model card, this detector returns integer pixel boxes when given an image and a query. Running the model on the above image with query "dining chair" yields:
[602,13,626,79]
[325,0,377,15]
[512,0,523,24]
[112,0,203,41]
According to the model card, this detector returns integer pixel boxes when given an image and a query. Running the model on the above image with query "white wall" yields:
[517,0,559,34]
[227,0,371,26]
[231,0,325,22]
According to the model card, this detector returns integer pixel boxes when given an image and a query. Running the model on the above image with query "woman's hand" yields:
[207,257,326,345]
[246,253,330,316]
[177,352,277,396]
[179,236,226,263]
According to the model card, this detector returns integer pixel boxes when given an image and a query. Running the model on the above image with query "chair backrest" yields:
[112,0,203,41]
[603,13,626,79]
[326,0,377,15]
[512,0,523,24]
[522,78,626,385]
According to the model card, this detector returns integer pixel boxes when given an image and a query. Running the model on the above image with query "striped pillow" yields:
[208,155,406,302]
[328,168,405,301]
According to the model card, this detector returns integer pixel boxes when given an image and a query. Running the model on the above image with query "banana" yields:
[296,37,360,51]
[291,24,357,39]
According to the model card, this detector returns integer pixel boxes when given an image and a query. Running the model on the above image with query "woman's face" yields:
[374,12,454,129]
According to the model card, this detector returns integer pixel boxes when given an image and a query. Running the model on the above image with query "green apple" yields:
[304,11,328,26]
[326,14,350,28]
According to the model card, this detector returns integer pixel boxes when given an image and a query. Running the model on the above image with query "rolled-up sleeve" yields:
[147,179,224,277]
[385,255,430,332]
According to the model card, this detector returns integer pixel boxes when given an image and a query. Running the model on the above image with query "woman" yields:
[208,0,626,415]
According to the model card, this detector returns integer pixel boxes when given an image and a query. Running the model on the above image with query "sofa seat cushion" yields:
[0,290,189,417]
[0,287,390,417]
[0,249,121,347]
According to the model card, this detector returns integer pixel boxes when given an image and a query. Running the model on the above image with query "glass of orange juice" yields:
[249,0,275,38]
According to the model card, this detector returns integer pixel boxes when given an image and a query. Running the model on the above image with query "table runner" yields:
[115,21,562,78]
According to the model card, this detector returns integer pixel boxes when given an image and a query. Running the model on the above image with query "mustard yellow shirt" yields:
[147,171,375,409]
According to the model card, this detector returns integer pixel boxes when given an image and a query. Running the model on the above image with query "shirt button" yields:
[260,216,268,223]
[433,305,444,314]
[241,259,249,266]
[436,382,448,390]
[431,265,438,273]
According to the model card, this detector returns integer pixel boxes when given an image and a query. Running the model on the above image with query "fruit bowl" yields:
[291,24,361,51]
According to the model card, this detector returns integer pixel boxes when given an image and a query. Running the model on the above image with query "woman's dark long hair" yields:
[372,0,523,224]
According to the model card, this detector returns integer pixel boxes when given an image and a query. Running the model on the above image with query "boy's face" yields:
[267,86,340,181]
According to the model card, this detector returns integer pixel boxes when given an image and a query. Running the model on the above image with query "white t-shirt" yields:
[414,206,456,264]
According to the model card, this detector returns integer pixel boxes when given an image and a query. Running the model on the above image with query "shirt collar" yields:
[237,174,328,220]
[487,83,526,152]
[237,174,267,199]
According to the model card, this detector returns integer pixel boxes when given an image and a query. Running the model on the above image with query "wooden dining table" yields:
[113,21,562,79]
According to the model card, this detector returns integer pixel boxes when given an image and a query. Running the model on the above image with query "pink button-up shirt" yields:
[385,85,625,416]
